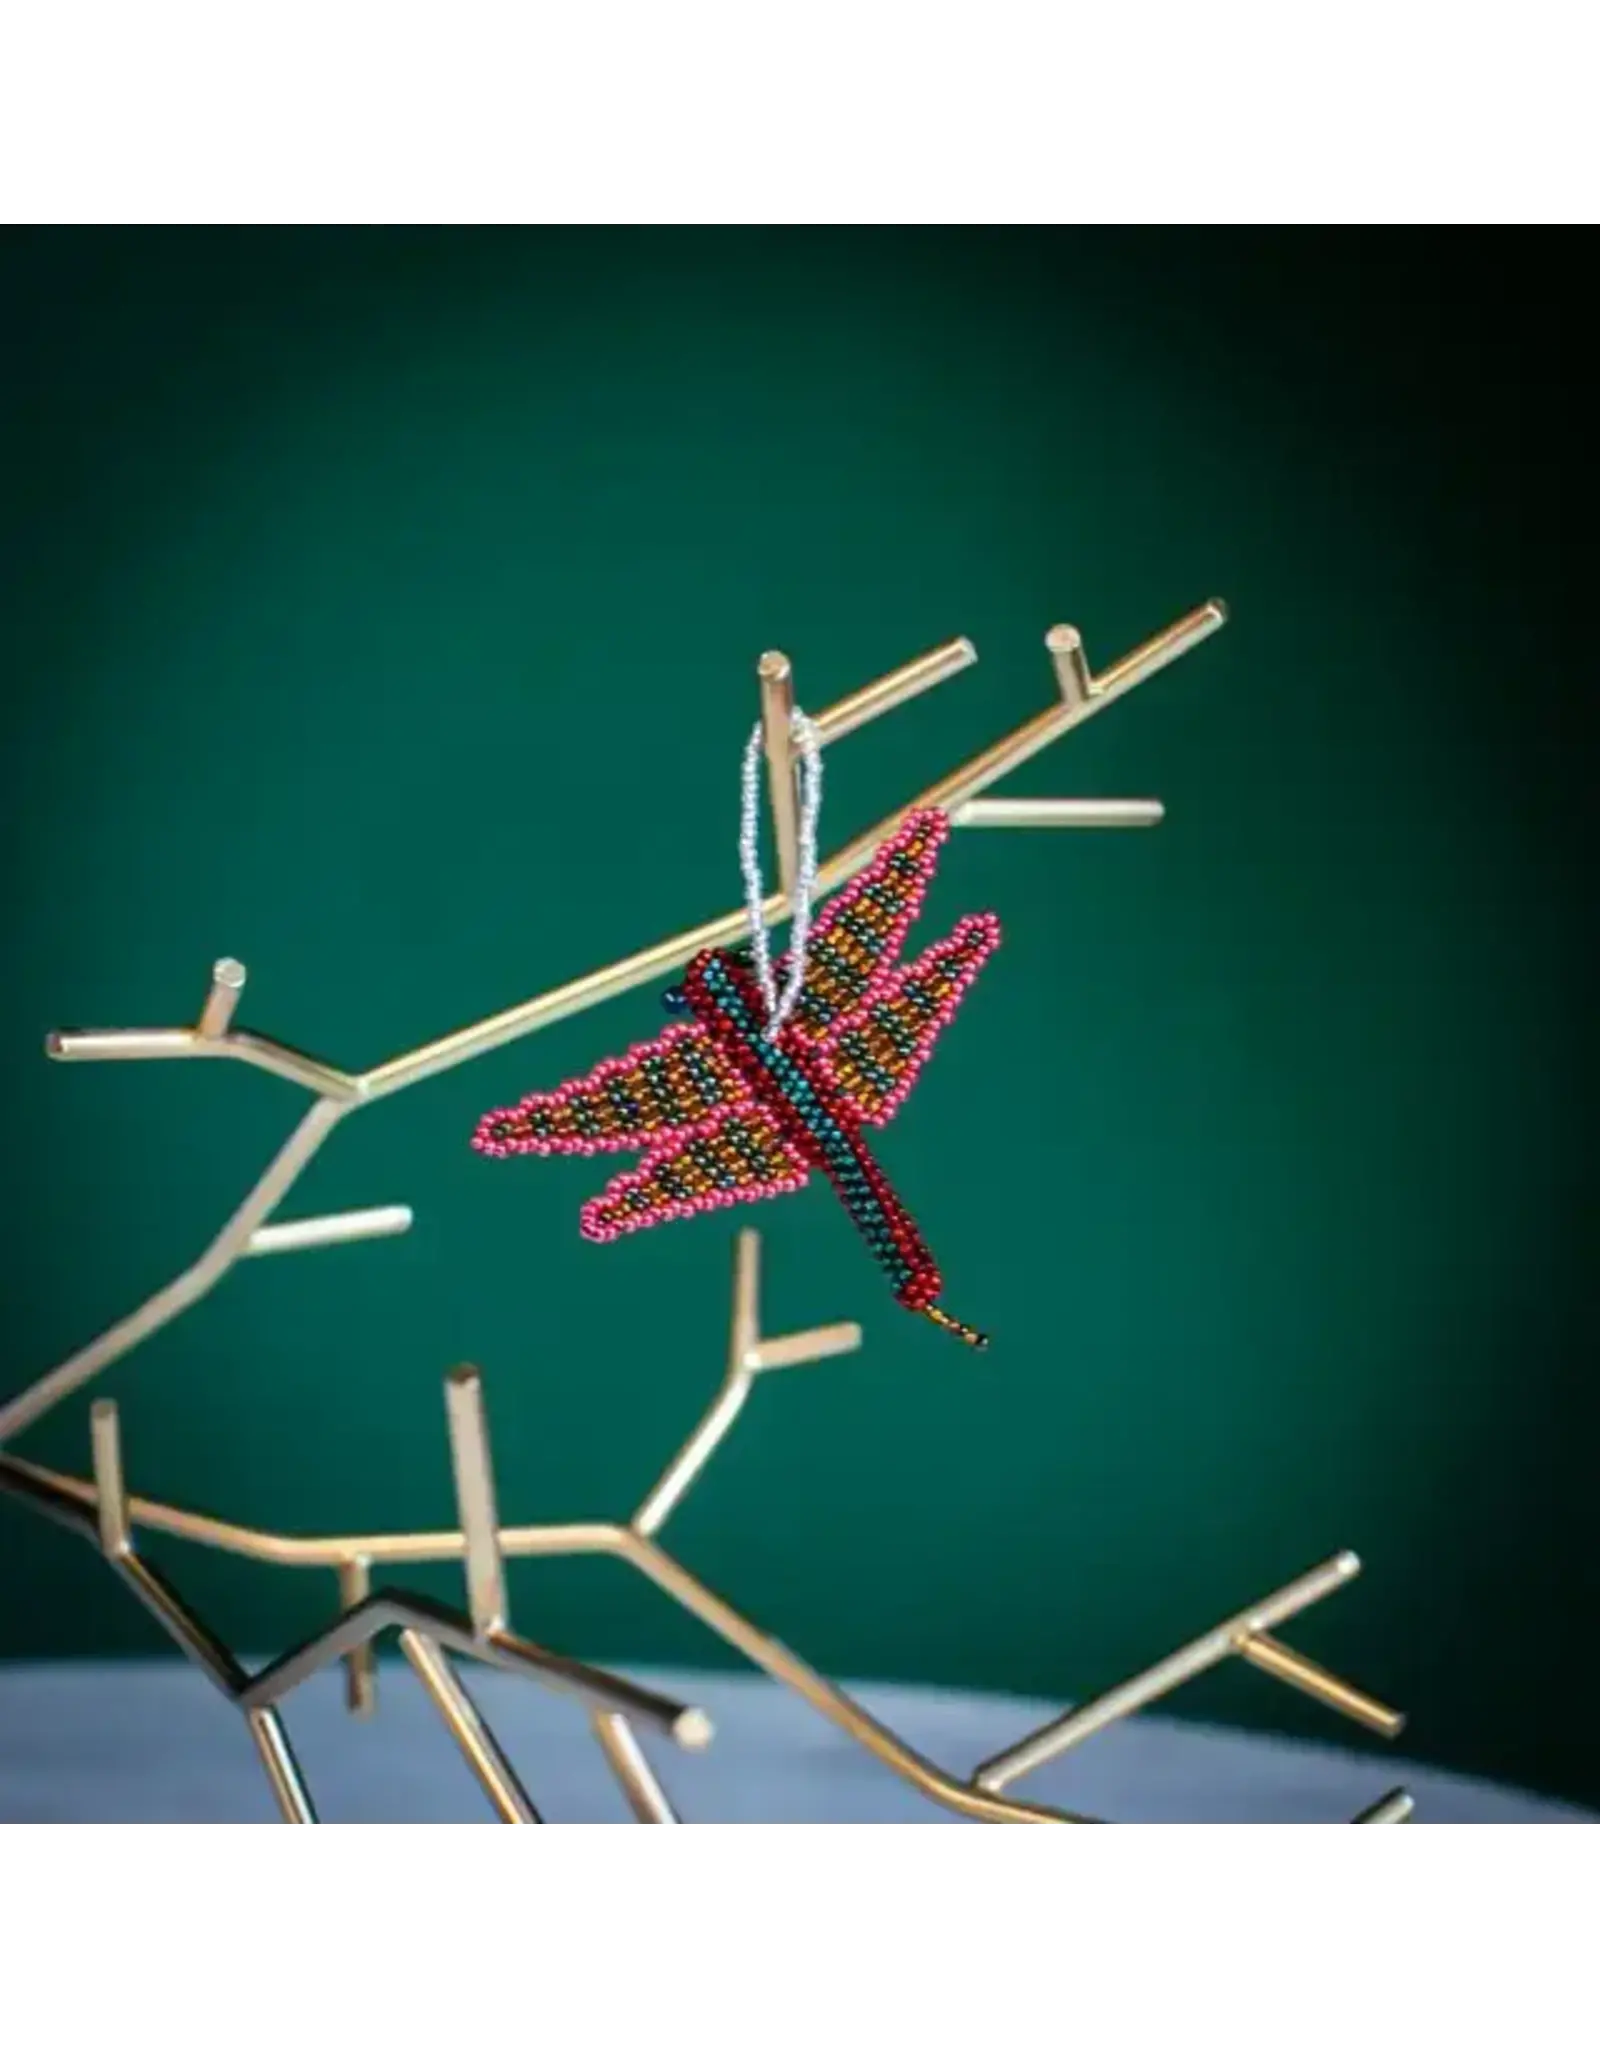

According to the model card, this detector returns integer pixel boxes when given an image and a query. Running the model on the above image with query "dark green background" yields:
[1,230,1592,1808]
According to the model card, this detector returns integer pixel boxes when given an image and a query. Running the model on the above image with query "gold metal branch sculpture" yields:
[0,596,1414,1821]
[6,1383,711,1823]
[3,1229,1409,1823]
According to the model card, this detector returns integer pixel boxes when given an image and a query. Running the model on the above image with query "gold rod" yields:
[400,1630,540,1823]
[0,1097,349,1447]
[1046,624,1092,705]
[632,1376,750,1538]
[337,1558,376,1717]
[82,1399,253,1704]
[954,798,1165,829]
[245,1707,318,1823]
[35,637,969,1105]
[621,1532,1094,1824]
[46,1026,359,1100]
[357,600,1226,1100]
[758,650,800,899]
[484,1632,711,1751]
[810,599,1227,902]
[633,1229,764,1535]
[111,1549,247,1696]
[245,1205,412,1258]
[751,1321,862,1373]
[1352,1788,1414,1824]
[812,636,977,745]
[974,1550,1361,1791]
[730,1225,760,1368]
[89,1399,129,1556]
[0,1454,627,1567]
[1238,1630,1405,1738]
[443,1368,508,1635]
[46,1026,196,1061]
[197,957,247,1038]
[591,1710,679,1823]
[28,598,1220,1130]
[80,1433,318,1822]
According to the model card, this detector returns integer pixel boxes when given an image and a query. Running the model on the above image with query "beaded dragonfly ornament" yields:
[472,714,1001,1347]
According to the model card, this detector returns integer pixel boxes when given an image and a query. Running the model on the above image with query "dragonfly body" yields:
[684,946,947,1320]
[472,808,1000,1346]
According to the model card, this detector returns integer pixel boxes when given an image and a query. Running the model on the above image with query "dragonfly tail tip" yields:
[920,1303,990,1351]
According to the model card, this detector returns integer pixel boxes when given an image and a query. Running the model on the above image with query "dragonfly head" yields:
[661,944,756,1016]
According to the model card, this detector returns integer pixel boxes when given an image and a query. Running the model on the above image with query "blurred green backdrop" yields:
[0,229,1592,1808]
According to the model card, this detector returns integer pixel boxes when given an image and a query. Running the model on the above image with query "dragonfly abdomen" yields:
[826,1134,942,1311]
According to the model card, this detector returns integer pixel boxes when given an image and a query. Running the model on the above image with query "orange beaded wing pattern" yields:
[470,1010,813,1240]
[575,1103,811,1243]
[471,1022,750,1158]
[773,808,954,1048]
[816,910,1002,1128]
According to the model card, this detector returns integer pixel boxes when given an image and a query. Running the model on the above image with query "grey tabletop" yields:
[0,1659,1590,1823]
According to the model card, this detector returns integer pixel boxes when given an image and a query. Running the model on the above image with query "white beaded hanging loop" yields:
[739,709,824,1040]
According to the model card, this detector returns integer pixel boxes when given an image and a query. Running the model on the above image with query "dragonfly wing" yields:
[817,912,1001,1127]
[581,1102,810,1241]
[779,807,952,1047]
[472,1021,750,1158]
